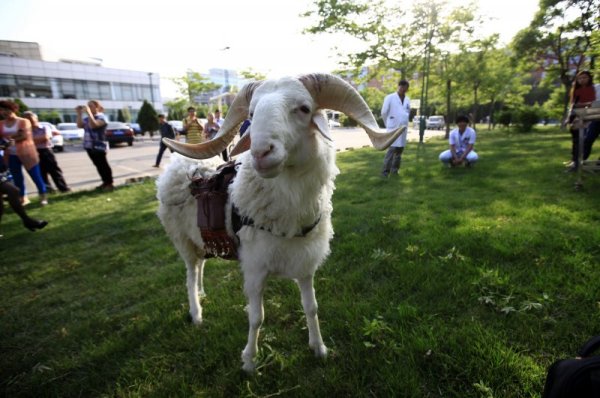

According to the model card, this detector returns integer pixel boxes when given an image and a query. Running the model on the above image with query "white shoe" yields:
[21,197,31,206]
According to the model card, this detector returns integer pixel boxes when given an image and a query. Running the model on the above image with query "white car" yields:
[40,121,64,152]
[57,122,85,140]
[167,120,184,133]
[328,119,341,128]
[426,115,445,130]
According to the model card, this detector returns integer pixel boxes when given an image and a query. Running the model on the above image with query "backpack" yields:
[542,336,600,398]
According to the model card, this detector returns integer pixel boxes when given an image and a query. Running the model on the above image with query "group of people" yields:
[380,79,478,178]
[153,107,228,168]
[565,70,600,172]
[0,99,115,234]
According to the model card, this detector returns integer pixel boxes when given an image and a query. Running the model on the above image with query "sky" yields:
[1,0,539,98]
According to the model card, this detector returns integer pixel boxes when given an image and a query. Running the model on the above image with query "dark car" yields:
[127,122,142,135]
[105,122,134,147]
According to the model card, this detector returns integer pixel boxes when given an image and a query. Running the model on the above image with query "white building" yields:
[0,40,161,122]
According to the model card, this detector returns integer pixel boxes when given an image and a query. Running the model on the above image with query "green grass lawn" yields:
[1,127,599,397]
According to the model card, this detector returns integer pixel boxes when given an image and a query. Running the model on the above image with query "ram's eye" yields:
[299,105,310,114]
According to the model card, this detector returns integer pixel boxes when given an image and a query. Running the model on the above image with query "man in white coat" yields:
[381,80,411,177]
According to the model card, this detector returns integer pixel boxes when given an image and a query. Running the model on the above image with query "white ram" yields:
[156,73,404,372]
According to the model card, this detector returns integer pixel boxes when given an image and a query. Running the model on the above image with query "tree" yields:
[165,98,188,121]
[173,70,221,104]
[137,100,159,137]
[38,110,62,125]
[121,107,132,123]
[117,109,125,122]
[239,68,267,82]
[12,98,29,115]
[513,0,600,125]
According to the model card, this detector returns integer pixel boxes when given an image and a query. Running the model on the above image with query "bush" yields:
[137,100,159,137]
[516,107,541,132]
[496,110,513,127]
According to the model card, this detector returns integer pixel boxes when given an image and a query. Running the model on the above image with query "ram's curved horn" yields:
[163,81,264,159]
[299,73,404,150]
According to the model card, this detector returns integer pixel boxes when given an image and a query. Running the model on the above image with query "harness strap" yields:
[232,205,321,238]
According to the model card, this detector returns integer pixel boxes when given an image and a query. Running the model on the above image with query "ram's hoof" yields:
[187,312,203,326]
[313,344,328,358]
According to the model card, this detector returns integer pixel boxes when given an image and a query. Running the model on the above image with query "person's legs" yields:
[390,147,404,174]
[40,148,69,191]
[26,164,47,195]
[0,180,47,231]
[155,142,167,166]
[570,128,580,164]
[8,155,26,197]
[466,151,478,166]
[381,147,395,176]
[38,149,53,190]
[439,150,452,165]
[583,121,600,161]
[87,150,113,187]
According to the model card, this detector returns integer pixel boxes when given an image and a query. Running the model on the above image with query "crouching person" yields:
[439,115,478,168]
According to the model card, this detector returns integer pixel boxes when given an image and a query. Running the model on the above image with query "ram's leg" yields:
[170,236,206,325]
[185,259,205,325]
[241,270,267,373]
[297,276,327,358]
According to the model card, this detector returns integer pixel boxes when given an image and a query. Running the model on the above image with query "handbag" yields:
[92,140,108,152]
[542,335,600,397]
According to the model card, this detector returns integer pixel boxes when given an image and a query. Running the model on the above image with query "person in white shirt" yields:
[381,80,411,177]
[439,115,478,167]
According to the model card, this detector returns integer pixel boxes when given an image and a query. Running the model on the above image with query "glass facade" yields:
[0,74,154,102]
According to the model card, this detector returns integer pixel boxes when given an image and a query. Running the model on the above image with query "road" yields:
[25,127,446,195]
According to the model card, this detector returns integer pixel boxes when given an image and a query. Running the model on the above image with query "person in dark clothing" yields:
[153,114,177,168]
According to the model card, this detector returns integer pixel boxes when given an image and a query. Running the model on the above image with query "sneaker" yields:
[21,196,31,206]
[152,164,159,168]
[40,195,48,206]
[101,184,114,192]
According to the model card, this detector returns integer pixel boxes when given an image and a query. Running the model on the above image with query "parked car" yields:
[168,120,184,134]
[127,122,142,135]
[328,119,341,128]
[40,121,64,152]
[57,122,85,140]
[426,115,445,130]
[413,115,426,129]
[105,122,134,147]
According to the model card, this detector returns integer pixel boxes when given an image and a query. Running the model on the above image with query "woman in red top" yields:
[566,71,596,171]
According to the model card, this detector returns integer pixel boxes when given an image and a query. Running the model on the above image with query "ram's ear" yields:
[230,133,251,157]
[312,112,332,141]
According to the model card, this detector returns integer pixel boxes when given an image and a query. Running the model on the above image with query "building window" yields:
[99,82,111,100]
[60,80,76,99]
[0,74,19,97]
[15,76,52,98]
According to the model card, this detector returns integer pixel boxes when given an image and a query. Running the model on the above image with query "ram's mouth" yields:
[253,157,283,178]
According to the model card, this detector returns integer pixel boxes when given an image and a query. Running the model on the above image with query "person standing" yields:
[77,100,114,191]
[204,112,220,140]
[183,107,205,144]
[439,115,478,167]
[214,109,224,127]
[24,111,71,193]
[153,114,177,168]
[566,70,596,172]
[0,100,48,205]
[380,80,410,177]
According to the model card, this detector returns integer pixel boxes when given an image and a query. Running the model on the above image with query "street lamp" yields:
[148,72,155,105]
